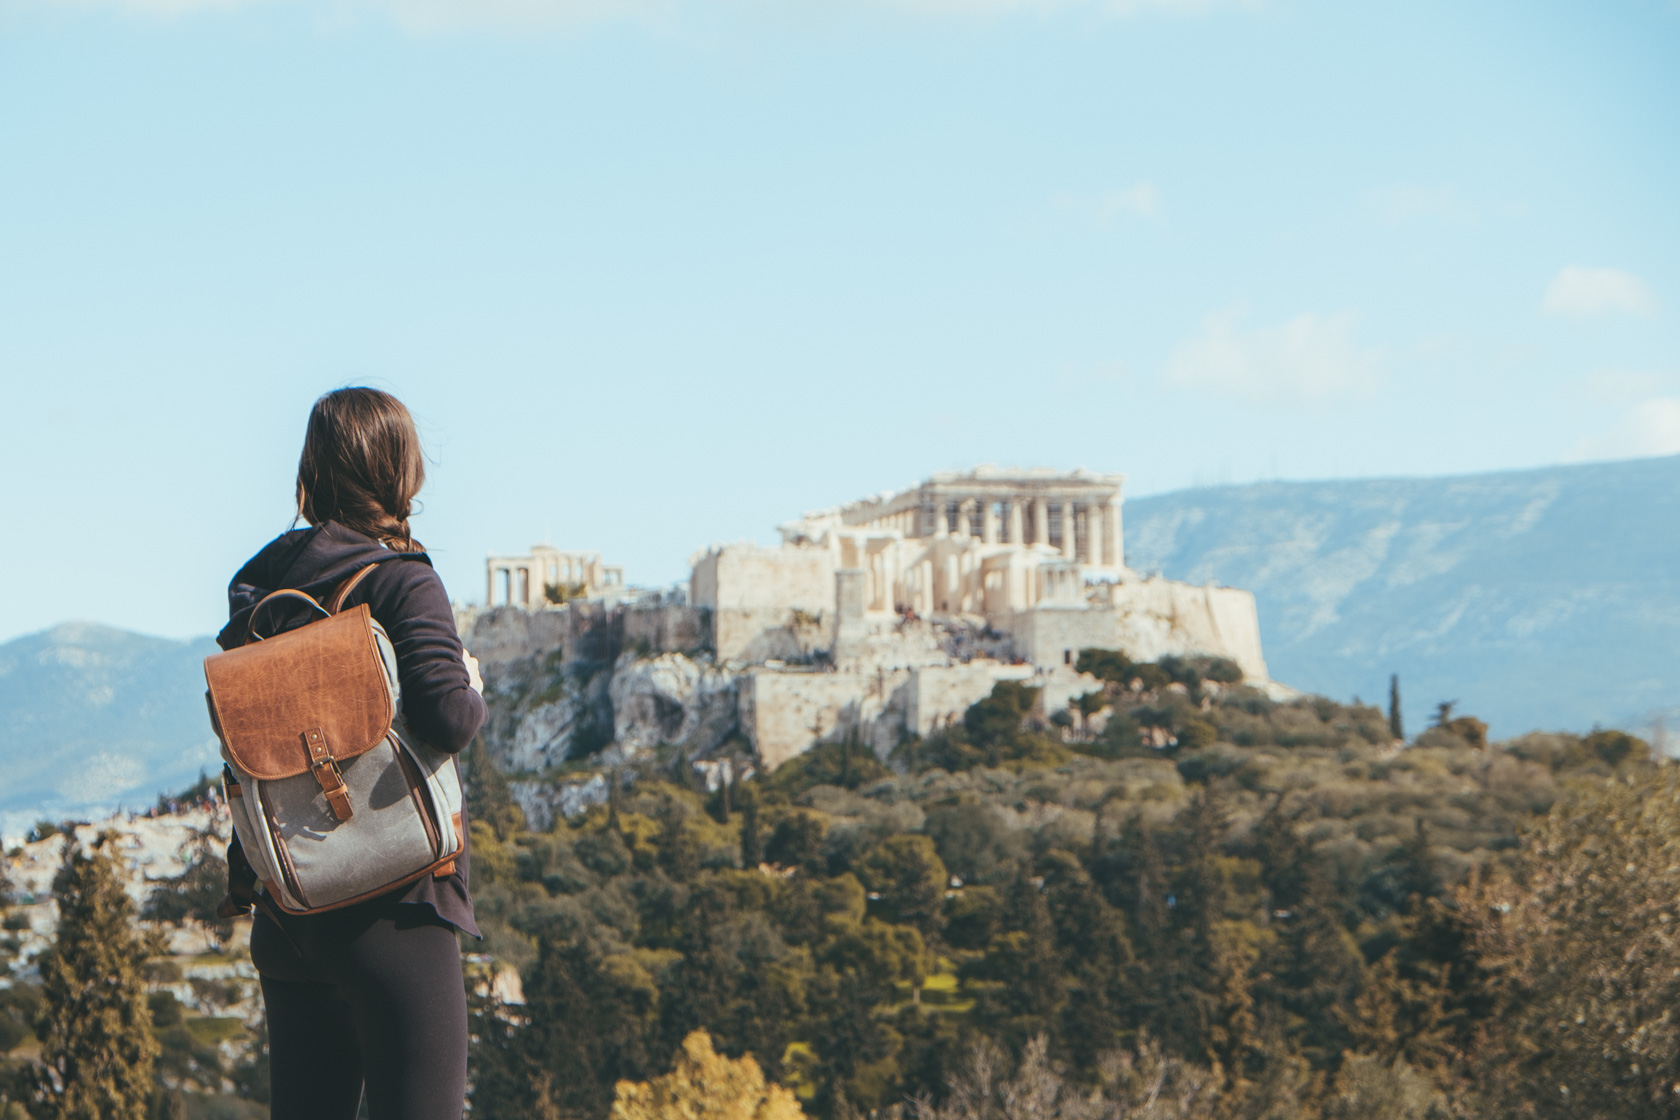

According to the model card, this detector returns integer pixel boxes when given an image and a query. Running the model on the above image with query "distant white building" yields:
[475,468,1270,771]
[486,546,624,609]
[691,466,1267,681]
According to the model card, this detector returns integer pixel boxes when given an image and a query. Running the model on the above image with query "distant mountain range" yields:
[1,456,1673,831]
[0,623,220,837]
[1126,455,1680,742]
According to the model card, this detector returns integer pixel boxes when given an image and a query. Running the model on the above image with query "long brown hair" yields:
[295,388,426,553]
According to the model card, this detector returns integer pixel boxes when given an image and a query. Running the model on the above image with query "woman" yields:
[219,387,486,1120]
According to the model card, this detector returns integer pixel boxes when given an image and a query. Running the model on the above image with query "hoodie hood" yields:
[218,522,432,650]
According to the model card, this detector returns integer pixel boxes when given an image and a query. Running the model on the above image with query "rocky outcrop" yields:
[508,774,615,831]
[609,652,740,760]
[477,650,614,773]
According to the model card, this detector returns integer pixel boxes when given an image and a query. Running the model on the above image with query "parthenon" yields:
[691,466,1266,680]
[779,465,1127,618]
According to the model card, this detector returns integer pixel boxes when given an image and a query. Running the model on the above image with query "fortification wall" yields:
[693,544,835,661]
[623,604,709,654]
[907,663,1034,737]
[739,668,900,770]
[1013,581,1268,682]
[740,660,1044,770]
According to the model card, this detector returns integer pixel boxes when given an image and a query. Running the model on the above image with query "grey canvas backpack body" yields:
[204,565,465,915]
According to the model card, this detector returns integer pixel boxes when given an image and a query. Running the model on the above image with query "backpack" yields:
[204,565,464,915]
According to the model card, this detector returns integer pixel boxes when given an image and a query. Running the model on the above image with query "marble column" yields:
[1031,498,1048,547]
[1007,500,1024,545]
[1103,500,1122,567]
[1060,502,1078,560]
[982,501,999,544]
[958,498,976,539]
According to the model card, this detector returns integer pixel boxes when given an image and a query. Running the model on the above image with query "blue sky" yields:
[1,0,1676,643]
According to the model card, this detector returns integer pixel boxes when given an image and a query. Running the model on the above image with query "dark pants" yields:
[251,905,468,1120]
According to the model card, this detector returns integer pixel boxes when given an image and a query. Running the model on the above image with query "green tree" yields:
[965,874,1066,1050]
[764,812,826,875]
[739,783,763,869]
[655,799,701,882]
[963,682,1040,754]
[1171,793,1258,1074]
[1177,719,1218,750]
[1457,768,1680,1119]
[510,937,662,1120]
[856,835,947,942]
[20,834,158,1120]
[141,826,232,948]
[463,736,526,841]
[1074,648,1134,684]
[1388,674,1404,741]
[612,1030,804,1120]
[1039,849,1133,1074]
[1250,804,1362,1070]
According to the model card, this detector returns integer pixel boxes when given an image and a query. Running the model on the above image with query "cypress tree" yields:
[739,783,763,869]
[607,767,624,834]
[463,736,525,840]
[1388,675,1404,741]
[23,832,158,1120]
[655,800,700,882]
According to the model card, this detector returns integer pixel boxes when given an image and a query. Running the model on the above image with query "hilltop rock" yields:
[609,652,739,759]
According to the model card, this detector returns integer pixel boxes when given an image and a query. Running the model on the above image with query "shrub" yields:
[1177,720,1218,750]
[1132,664,1172,691]
[1582,728,1648,768]
[1075,648,1134,683]
[1204,658,1243,684]
[1158,655,1203,689]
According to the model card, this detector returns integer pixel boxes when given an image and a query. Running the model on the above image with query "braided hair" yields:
[295,387,427,553]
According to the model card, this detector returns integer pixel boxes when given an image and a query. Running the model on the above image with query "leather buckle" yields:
[302,728,355,822]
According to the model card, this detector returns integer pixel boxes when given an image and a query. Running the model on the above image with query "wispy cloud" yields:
[1166,305,1380,404]
[1542,266,1657,319]
[1365,184,1469,224]
[1570,397,1680,461]
[1052,182,1160,226]
[1582,367,1673,405]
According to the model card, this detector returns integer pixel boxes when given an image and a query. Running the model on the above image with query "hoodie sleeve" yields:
[354,561,487,754]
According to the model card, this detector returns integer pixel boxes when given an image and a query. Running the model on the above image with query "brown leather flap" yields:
[204,604,395,780]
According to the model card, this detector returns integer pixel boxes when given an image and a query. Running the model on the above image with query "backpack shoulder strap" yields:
[327,564,381,615]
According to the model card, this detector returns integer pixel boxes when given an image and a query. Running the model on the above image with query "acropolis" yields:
[463,467,1267,788]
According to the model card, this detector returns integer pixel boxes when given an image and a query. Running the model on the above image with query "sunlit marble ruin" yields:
[692,466,1265,679]
[486,546,624,608]
[471,467,1268,779]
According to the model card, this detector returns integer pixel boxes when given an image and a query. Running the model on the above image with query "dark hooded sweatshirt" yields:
[219,521,485,937]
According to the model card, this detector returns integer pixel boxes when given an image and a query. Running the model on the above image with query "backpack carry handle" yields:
[245,565,380,642]
[246,591,330,642]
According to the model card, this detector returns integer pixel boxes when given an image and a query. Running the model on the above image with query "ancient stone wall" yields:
[739,667,906,770]
[623,603,709,655]
[739,660,1050,769]
[691,544,835,662]
[906,663,1034,737]
[1011,580,1267,682]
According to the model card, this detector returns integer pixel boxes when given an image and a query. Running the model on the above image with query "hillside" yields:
[0,623,221,834]
[1,456,1674,831]
[1126,455,1680,741]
